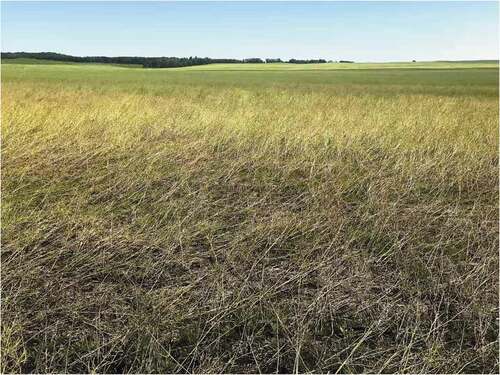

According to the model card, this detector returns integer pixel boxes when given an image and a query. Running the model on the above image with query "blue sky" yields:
[1,1,498,62]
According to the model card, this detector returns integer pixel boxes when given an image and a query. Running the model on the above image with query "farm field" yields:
[172,61,499,70]
[1,60,499,373]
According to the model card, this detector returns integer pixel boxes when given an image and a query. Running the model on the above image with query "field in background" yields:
[172,61,499,70]
[2,58,498,69]
[1,60,499,373]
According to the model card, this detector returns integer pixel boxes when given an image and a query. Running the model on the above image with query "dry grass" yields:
[1,64,499,373]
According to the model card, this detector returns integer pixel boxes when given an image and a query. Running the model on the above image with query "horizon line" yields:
[2,51,499,64]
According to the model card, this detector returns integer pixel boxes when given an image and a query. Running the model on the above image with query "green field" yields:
[1,60,499,373]
[172,61,499,70]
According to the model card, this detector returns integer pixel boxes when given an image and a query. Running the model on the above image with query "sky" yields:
[1,1,498,62]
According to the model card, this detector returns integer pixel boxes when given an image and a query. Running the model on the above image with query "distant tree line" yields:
[289,59,327,64]
[1,52,153,65]
[142,57,245,68]
[1,52,336,68]
[265,58,282,63]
